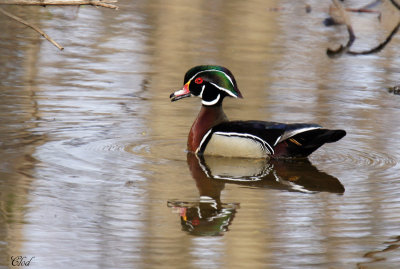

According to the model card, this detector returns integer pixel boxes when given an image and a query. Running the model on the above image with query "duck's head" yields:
[170,65,243,106]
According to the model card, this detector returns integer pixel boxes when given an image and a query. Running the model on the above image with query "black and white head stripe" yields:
[209,82,237,98]
[188,69,238,98]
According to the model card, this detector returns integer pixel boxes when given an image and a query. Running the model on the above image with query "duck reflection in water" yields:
[168,153,344,236]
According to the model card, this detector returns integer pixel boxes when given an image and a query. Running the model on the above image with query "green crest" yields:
[184,65,242,98]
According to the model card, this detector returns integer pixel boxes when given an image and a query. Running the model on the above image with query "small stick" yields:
[345,0,382,14]
[345,8,380,13]
[0,7,64,50]
[0,0,119,9]
[360,0,382,10]
[90,2,118,9]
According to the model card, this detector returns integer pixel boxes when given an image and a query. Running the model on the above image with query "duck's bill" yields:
[170,82,191,102]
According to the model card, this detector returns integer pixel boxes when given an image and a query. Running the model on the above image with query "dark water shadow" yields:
[168,153,344,236]
[196,154,345,194]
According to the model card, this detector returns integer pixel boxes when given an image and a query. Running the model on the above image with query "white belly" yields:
[202,132,270,158]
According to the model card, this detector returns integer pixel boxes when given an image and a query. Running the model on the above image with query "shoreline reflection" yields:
[168,153,344,236]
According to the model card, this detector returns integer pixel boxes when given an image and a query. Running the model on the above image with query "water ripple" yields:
[126,139,186,162]
[92,138,399,171]
[311,146,398,170]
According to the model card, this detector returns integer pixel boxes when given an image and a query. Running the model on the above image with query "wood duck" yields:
[170,65,346,158]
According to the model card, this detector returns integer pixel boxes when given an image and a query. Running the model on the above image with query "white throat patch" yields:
[201,94,221,106]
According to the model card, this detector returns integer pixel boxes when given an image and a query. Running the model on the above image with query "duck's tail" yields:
[274,129,346,158]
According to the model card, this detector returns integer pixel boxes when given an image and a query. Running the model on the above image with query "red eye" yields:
[194,77,203,84]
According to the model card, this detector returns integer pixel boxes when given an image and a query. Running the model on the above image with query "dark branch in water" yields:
[389,0,400,10]
[345,0,382,14]
[347,21,400,55]
[327,24,355,58]
[326,0,400,58]
[326,0,355,58]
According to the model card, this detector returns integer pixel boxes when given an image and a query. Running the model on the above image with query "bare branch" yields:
[0,7,64,50]
[0,0,119,50]
[0,0,119,9]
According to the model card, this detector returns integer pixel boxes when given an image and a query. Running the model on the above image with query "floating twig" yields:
[324,1,381,26]
[0,7,64,50]
[345,8,380,13]
[345,0,382,14]
[364,0,383,8]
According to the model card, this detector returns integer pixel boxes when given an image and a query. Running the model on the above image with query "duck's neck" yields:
[188,105,228,152]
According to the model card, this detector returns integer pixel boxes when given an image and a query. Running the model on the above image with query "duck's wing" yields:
[197,120,343,158]
[273,123,346,158]
[198,120,318,157]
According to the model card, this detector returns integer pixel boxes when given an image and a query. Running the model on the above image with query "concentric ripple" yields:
[311,146,398,170]
[91,138,399,171]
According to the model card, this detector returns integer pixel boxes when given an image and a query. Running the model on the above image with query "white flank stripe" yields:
[196,129,213,154]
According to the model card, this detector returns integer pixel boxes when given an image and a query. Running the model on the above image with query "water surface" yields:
[1,1,400,268]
